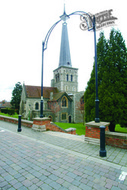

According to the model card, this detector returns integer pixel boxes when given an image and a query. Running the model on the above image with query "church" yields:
[20,10,84,123]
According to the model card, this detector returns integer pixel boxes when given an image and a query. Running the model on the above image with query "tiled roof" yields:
[25,85,58,99]
[52,92,65,101]
[0,101,11,108]
[49,92,73,101]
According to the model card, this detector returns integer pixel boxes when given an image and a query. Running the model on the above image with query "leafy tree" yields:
[85,29,127,130]
[11,82,22,113]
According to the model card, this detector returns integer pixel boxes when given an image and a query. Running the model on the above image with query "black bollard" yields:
[99,125,106,157]
[17,115,22,132]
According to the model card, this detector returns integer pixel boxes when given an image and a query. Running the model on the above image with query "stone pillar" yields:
[85,121,110,144]
[32,117,50,132]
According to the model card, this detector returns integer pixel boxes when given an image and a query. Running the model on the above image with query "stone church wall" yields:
[73,91,84,123]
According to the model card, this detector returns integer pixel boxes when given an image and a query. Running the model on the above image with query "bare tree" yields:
[76,97,85,125]
[48,101,60,122]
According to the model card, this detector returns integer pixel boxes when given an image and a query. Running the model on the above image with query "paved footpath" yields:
[0,121,127,190]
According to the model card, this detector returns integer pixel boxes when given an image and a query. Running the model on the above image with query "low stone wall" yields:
[85,121,109,139]
[47,122,76,135]
[0,115,33,128]
[106,131,127,149]
[85,121,127,149]
[85,121,109,144]
[0,115,76,135]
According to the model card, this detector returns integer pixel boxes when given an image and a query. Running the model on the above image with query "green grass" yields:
[0,112,19,119]
[54,122,85,135]
[115,124,127,133]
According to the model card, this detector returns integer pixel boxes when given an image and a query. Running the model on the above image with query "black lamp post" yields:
[40,10,100,123]
[93,16,100,123]
[40,42,44,118]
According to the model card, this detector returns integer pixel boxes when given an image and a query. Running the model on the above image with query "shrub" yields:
[8,108,15,115]
[1,108,8,114]
[1,108,15,115]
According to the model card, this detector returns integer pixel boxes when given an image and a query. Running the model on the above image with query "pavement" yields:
[0,121,127,190]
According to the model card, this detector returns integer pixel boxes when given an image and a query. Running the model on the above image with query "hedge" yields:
[1,108,15,115]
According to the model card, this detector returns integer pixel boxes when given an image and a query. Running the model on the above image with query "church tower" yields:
[51,8,78,94]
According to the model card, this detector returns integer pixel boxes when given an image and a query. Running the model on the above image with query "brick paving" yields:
[0,121,127,189]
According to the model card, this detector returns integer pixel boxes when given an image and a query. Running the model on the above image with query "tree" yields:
[48,100,60,122]
[85,29,127,130]
[11,82,22,113]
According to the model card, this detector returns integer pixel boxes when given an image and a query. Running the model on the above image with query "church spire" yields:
[59,6,72,67]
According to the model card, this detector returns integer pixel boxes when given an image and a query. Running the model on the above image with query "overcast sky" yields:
[0,0,126,101]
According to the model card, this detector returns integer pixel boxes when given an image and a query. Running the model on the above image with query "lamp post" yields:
[93,16,100,123]
[40,42,44,118]
[40,10,100,123]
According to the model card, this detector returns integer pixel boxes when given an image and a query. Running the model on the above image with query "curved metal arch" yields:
[44,19,61,50]
[43,11,94,51]
[41,10,99,123]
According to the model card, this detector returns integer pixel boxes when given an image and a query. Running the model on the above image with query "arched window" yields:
[55,73,60,82]
[62,96,68,107]
[35,102,39,110]
[71,75,73,82]
[66,74,69,81]
[55,74,57,82]
[58,73,59,81]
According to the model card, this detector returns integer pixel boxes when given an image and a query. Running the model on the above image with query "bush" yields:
[8,109,15,115]
[1,108,15,115]
[1,108,8,114]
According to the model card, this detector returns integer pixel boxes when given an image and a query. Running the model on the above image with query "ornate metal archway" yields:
[40,10,100,123]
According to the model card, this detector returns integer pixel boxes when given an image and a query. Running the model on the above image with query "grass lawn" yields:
[54,122,85,135]
[0,112,19,119]
[115,124,127,133]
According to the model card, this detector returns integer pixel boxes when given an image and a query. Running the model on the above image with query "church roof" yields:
[59,20,72,68]
[0,100,11,108]
[25,85,58,99]
[49,92,73,102]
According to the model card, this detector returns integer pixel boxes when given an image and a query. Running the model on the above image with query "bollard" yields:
[99,125,106,157]
[17,115,22,132]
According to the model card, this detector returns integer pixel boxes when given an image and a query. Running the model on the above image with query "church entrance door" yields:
[69,115,71,123]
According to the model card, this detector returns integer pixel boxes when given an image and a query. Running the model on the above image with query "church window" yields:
[62,113,67,120]
[71,75,73,82]
[62,96,68,107]
[35,102,39,110]
[66,74,68,81]
[58,73,59,81]
[55,73,59,82]
[55,74,57,82]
